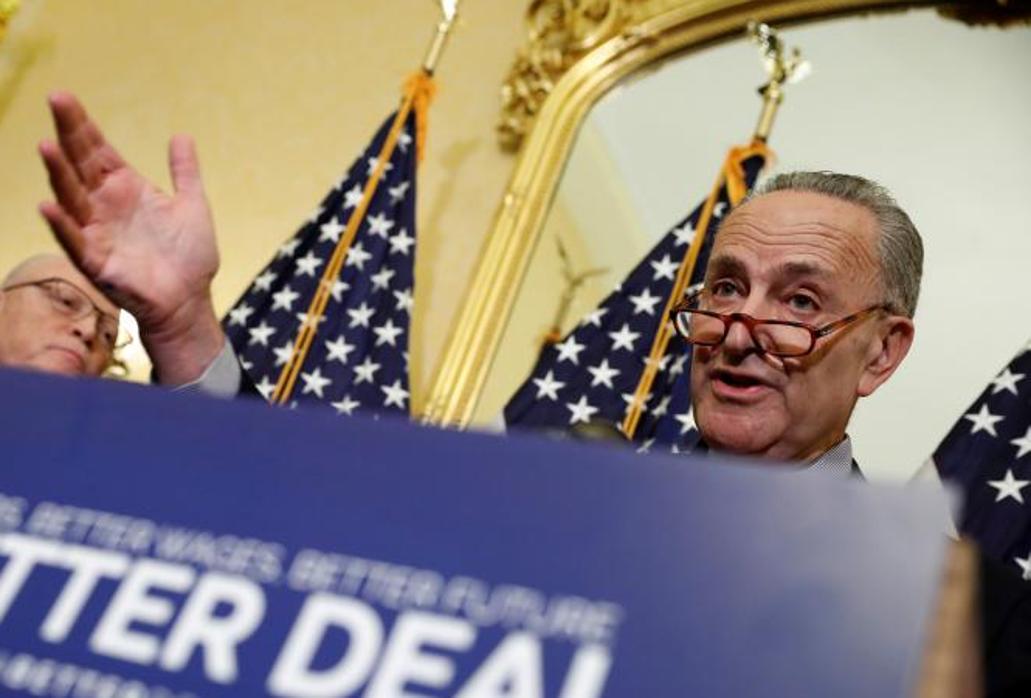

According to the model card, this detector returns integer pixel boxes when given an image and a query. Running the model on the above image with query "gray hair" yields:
[750,171,924,318]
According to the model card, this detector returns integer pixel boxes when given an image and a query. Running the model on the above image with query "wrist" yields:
[143,294,226,386]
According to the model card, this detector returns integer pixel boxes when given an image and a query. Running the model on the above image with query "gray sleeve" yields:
[174,339,242,399]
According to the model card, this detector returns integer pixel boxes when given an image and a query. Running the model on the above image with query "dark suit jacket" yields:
[981,554,1031,696]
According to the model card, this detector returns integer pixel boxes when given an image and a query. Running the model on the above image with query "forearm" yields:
[144,293,226,387]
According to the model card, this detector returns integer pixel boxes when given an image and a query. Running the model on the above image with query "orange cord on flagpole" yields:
[620,139,771,439]
[271,72,436,405]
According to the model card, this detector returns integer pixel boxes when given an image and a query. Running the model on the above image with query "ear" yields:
[857,316,915,397]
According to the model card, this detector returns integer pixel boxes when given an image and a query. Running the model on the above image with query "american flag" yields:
[933,339,1031,580]
[503,151,766,452]
[223,110,418,417]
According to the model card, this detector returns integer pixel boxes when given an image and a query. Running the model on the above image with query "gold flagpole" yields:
[620,22,807,439]
[271,1,459,405]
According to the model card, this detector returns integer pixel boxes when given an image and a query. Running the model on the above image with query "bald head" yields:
[0,253,121,376]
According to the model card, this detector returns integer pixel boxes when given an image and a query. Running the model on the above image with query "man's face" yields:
[690,190,911,462]
[0,256,119,377]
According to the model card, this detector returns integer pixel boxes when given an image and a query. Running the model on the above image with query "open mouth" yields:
[711,369,771,400]
[714,370,766,388]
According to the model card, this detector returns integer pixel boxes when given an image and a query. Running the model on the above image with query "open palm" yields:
[39,92,225,384]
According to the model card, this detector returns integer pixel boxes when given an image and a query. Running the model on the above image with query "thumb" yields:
[168,134,205,196]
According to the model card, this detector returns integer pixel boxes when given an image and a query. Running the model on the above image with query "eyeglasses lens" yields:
[42,280,123,351]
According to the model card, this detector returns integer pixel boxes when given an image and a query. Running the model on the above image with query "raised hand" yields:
[38,91,225,385]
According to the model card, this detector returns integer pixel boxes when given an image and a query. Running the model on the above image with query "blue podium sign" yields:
[0,369,948,697]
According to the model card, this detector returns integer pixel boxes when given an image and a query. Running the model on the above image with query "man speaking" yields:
[677,171,918,471]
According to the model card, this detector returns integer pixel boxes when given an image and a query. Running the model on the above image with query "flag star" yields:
[532,370,565,400]
[389,181,410,203]
[373,318,404,347]
[398,130,413,152]
[319,219,346,243]
[629,288,662,316]
[381,380,410,409]
[248,322,276,347]
[272,285,301,312]
[650,254,680,281]
[566,396,599,425]
[1011,427,1031,459]
[329,279,350,303]
[240,358,253,371]
[295,312,326,330]
[991,368,1025,396]
[988,469,1030,503]
[1015,553,1031,581]
[332,395,361,416]
[353,357,381,384]
[277,238,301,258]
[308,205,325,223]
[389,229,415,256]
[643,354,672,371]
[367,156,393,176]
[346,242,372,270]
[300,367,332,398]
[347,302,375,328]
[255,376,275,400]
[674,410,697,435]
[325,335,356,365]
[669,353,689,376]
[621,391,652,412]
[367,212,395,238]
[636,438,654,454]
[393,288,414,313]
[587,359,620,389]
[295,251,323,277]
[371,267,396,291]
[713,202,728,218]
[583,308,608,327]
[252,270,276,292]
[227,303,254,327]
[652,396,671,418]
[673,222,694,247]
[554,335,586,365]
[609,324,640,352]
[272,340,294,367]
[964,404,1004,437]
[343,183,365,209]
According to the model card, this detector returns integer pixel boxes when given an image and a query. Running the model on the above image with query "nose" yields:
[721,316,758,356]
[69,311,100,347]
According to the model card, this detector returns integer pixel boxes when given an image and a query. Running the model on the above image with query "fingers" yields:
[38,201,89,269]
[168,134,205,197]
[38,140,92,224]
[47,91,127,190]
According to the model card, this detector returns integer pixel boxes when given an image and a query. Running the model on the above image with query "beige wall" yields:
[0,0,525,404]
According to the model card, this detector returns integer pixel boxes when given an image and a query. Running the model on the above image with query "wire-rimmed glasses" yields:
[2,277,131,353]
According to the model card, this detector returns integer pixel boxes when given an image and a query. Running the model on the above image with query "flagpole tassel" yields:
[405,71,438,163]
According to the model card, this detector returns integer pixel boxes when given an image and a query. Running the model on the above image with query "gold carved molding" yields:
[422,0,1027,428]
[497,0,1029,152]
[498,0,679,152]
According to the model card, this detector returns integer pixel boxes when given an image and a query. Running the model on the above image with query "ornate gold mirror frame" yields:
[422,0,1028,427]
